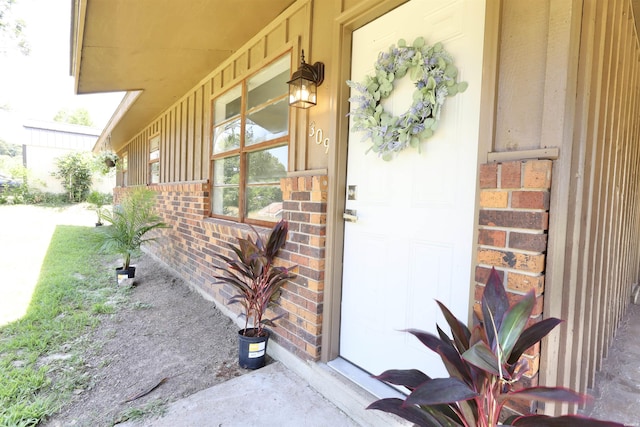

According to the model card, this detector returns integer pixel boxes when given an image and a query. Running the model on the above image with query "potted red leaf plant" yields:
[368,267,624,426]
[213,219,295,369]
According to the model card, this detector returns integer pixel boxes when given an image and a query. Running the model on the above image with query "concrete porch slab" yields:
[117,362,361,427]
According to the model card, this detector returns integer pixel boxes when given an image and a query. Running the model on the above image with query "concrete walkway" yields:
[114,303,640,427]
[586,302,640,426]
[117,362,361,427]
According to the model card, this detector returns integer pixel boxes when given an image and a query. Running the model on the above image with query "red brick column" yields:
[475,160,552,411]
[277,175,328,360]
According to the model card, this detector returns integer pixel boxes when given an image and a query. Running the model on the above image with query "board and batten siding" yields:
[116,86,210,186]
[537,0,640,414]
[115,1,312,187]
[111,1,329,362]
[568,0,640,396]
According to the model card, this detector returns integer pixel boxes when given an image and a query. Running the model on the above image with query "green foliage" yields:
[53,108,94,127]
[93,151,119,175]
[113,399,168,424]
[213,220,294,337]
[347,36,467,160]
[0,166,69,206]
[0,187,69,206]
[0,0,30,55]
[368,268,623,427]
[99,188,167,270]
[52,152,93,202]
[0,225,124,425]
[0,139,21,157]
[87,190,112,224]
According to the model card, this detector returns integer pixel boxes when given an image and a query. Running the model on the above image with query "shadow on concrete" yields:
[585,302,640,426]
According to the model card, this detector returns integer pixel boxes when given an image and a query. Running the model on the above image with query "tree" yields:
[0,139,20,157]
[52,152,93,202]
[53,108,94,127]
[0,0,30,55]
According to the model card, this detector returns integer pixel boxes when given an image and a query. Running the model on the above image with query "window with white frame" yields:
[211,53,290,224]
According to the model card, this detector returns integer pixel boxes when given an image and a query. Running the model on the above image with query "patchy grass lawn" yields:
[0,225,122,426]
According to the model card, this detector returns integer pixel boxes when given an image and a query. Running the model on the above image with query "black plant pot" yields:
[115,266,136,284]
[238,328,269,370]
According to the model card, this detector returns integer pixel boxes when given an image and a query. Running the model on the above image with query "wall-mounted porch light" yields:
[287,50,325,109]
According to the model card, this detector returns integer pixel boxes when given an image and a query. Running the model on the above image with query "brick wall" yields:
[113,176,328,361]
[475,160,552,413]
[278,175,328,360]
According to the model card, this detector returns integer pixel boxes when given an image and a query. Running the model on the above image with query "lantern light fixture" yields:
[287,50,325,109]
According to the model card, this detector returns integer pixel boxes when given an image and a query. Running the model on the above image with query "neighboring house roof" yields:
[70,0,297,152]
[22,120,99,150]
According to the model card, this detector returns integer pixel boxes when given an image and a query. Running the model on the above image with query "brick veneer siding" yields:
[113,176,327,361]
[476,160,552,414]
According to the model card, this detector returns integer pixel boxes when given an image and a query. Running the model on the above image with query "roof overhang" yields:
[71,0,296,152]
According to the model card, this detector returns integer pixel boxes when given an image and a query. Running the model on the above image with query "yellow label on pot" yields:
[249,342,265,352]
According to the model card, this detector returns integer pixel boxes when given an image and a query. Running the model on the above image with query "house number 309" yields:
[309,121,329,154]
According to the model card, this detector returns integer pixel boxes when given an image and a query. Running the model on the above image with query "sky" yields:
[0,0,123,132]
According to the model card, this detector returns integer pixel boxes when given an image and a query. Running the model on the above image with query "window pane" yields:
[213,119,241,154]
[245,98,289,146]
[213,187,239,218]
[246,185,283,221]
[212,152,240,218]
[246,146,287,184]
[246,54,290,110]
[213,156,240,185]
[150,149,160,161]
[150,162,160,184]
[213,86,242,126]
[150,135,160,151]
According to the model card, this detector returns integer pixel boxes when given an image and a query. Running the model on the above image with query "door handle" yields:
[343,209,358,223]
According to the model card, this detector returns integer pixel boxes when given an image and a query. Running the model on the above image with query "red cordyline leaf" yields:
[374,369,431,391]
[507,317,562,365]
[367,398,444,427]
[266,220,288,259]
[436,300,471,352]
[406,329,472,382]
[405,377,478,406]
[481,267,509,350]
[497,290,535,363]
[462,341,503,378]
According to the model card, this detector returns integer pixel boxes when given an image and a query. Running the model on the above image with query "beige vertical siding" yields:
[549,0,640,410]
[116,2,311,186]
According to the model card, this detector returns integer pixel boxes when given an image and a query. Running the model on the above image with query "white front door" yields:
[340,0,486,380]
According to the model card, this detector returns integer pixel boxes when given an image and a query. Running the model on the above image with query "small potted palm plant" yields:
[99,187,167,284]
[87,190,112,226]
[213,219,295,369]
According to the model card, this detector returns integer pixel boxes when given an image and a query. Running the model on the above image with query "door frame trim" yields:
[321,0,501,363]
[322,0,409,363]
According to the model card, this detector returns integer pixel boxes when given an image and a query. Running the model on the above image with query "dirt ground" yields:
[43,253,247,427]
[0,204,245,427]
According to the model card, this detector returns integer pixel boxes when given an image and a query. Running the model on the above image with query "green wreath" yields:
[347,37,468,161]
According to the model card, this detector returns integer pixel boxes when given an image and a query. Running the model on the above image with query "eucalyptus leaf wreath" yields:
[347,36,468,161]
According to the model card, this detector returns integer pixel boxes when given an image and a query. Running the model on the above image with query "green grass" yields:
[113,399,168,425]
[0,225,123,426]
